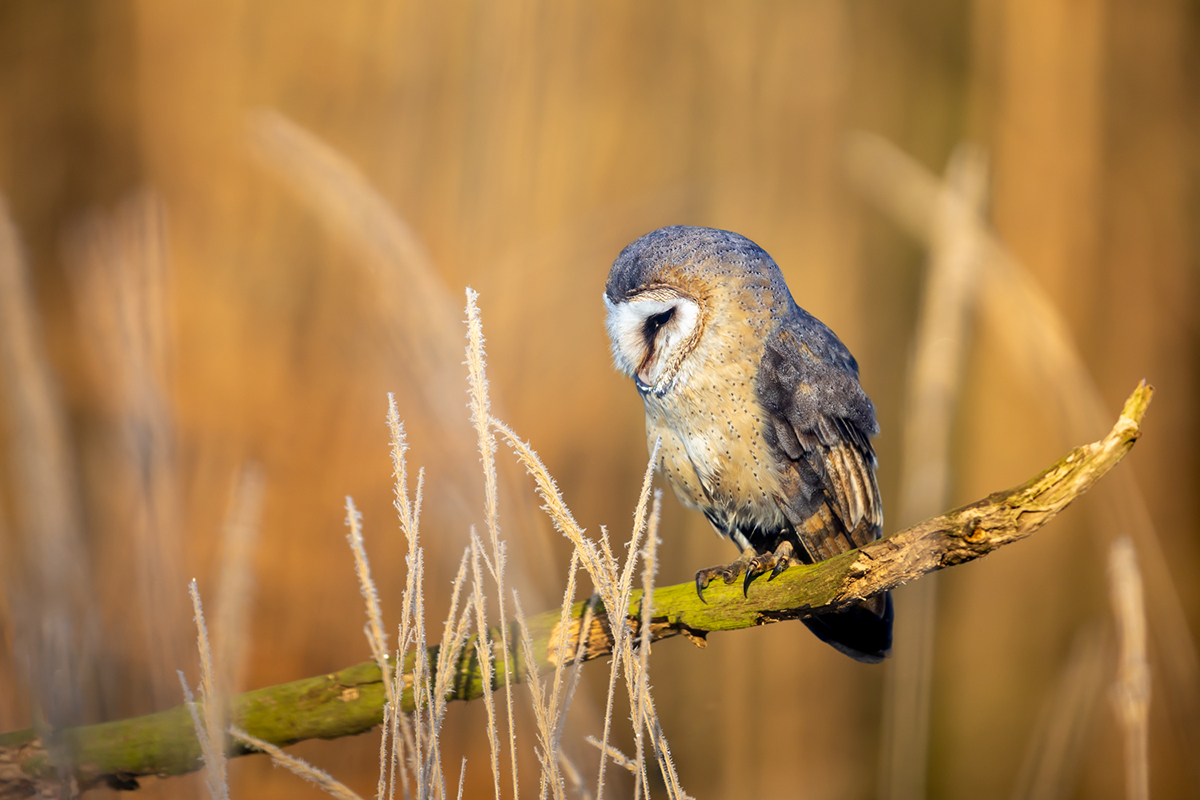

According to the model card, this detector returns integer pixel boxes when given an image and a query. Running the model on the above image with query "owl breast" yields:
[642,303,787,540]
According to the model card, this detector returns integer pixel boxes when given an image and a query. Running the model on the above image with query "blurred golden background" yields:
[0,2,1196,798]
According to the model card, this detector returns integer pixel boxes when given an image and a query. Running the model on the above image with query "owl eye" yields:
[643,307,676,343]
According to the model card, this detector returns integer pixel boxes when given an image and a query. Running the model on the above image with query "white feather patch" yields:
[604,293,701,392]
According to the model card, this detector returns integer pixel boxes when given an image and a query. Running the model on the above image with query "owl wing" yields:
[757,310,882,562]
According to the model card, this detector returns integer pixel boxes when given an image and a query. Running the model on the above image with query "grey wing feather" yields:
[757,310,883,561]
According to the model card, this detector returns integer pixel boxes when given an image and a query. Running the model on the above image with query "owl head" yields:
[604,225,784,396]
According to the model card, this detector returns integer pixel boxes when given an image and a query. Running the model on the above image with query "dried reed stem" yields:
[584,738,637,774]
[387,394,422,800]
[594,441,660,800]
[513,592,561,800]
[469,532,503,800]
[1108,538,1150,800]
[247,110,461,424]
[881,143,989,800]
[65,192,186,710]
[346,498,394,708]
[0,193,95,737]
[455,758,467,800]
[213,465,264,719]
[1010,624,1106,800]
[230,727,363,800]
[491,419,605,584]
[633,492,662,800]
[180,581,229,800]
[466,289,521,800]
[377,701,392,800]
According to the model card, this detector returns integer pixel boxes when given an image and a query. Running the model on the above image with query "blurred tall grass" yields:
[0,2,1195,799]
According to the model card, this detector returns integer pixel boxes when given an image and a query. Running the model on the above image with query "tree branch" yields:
[0,382,1153,798]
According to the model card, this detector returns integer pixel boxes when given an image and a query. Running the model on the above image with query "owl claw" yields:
[769,558,790,581]
[694,552,754,603]
[742,555,770,595]
[742,540,798,594]
[742,567,758,596]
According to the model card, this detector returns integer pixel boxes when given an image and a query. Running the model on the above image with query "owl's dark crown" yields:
[605,225,778,302]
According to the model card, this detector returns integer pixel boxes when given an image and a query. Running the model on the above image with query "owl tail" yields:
[802,591,893,663]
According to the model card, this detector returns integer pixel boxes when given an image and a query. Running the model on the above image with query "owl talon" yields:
[694,550,755,602]
[769,558,789,581]
[741,555,771,595]
[742,540,799,593]
[742,566,759,596]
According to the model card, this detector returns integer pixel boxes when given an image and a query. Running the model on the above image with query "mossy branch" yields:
[0,382,1152,798]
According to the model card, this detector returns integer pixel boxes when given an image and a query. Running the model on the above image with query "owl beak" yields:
[634,373,653,396]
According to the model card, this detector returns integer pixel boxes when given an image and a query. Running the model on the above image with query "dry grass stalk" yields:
[179,581,229,800]
[584,737,637,774]
[387,393,422,800]
[176,472,264,800]
[619,453,683,799]
[491,412,686,798]
[378,701,392,800]
[557,594,599,786]
[65,192,187,711]
[465,288,521,800]
[388,396,419,541]
[632,492,662,800]
[247,110,459,410]
[358,398,480,800]
[406,549,429,793]
[230,726,363,800]
[491,419,605,585]
[545,550,585,800]
[1011,623,1107,800]
[557,750,592,800]
[354,375,520,800]
[1109,538,1150,800]
[548,551,581,728]
[455,757,467,800]
[413,550,440,798]
[593,438,669,800]
[896,145,989,518]
[469,531,504,800]
[213,465,265,721]
[513,592,563,800]
[880,143,989,800]
[0,193,96,736]
[433,550,475,724]
[346,498,394,707]
[415,541,476,800]
[514,547,584,800]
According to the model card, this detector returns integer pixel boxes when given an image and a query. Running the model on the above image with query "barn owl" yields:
[604,226,892,662]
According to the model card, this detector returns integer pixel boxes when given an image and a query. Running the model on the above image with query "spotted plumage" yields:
[604,225,892,662]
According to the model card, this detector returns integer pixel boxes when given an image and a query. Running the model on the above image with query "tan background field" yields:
[0,2,1196,798]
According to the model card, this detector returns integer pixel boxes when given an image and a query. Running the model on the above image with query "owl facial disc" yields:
[604,290,701,396]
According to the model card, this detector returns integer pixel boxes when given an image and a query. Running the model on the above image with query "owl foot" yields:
[742,540,799,596]
[694,547,757,603]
